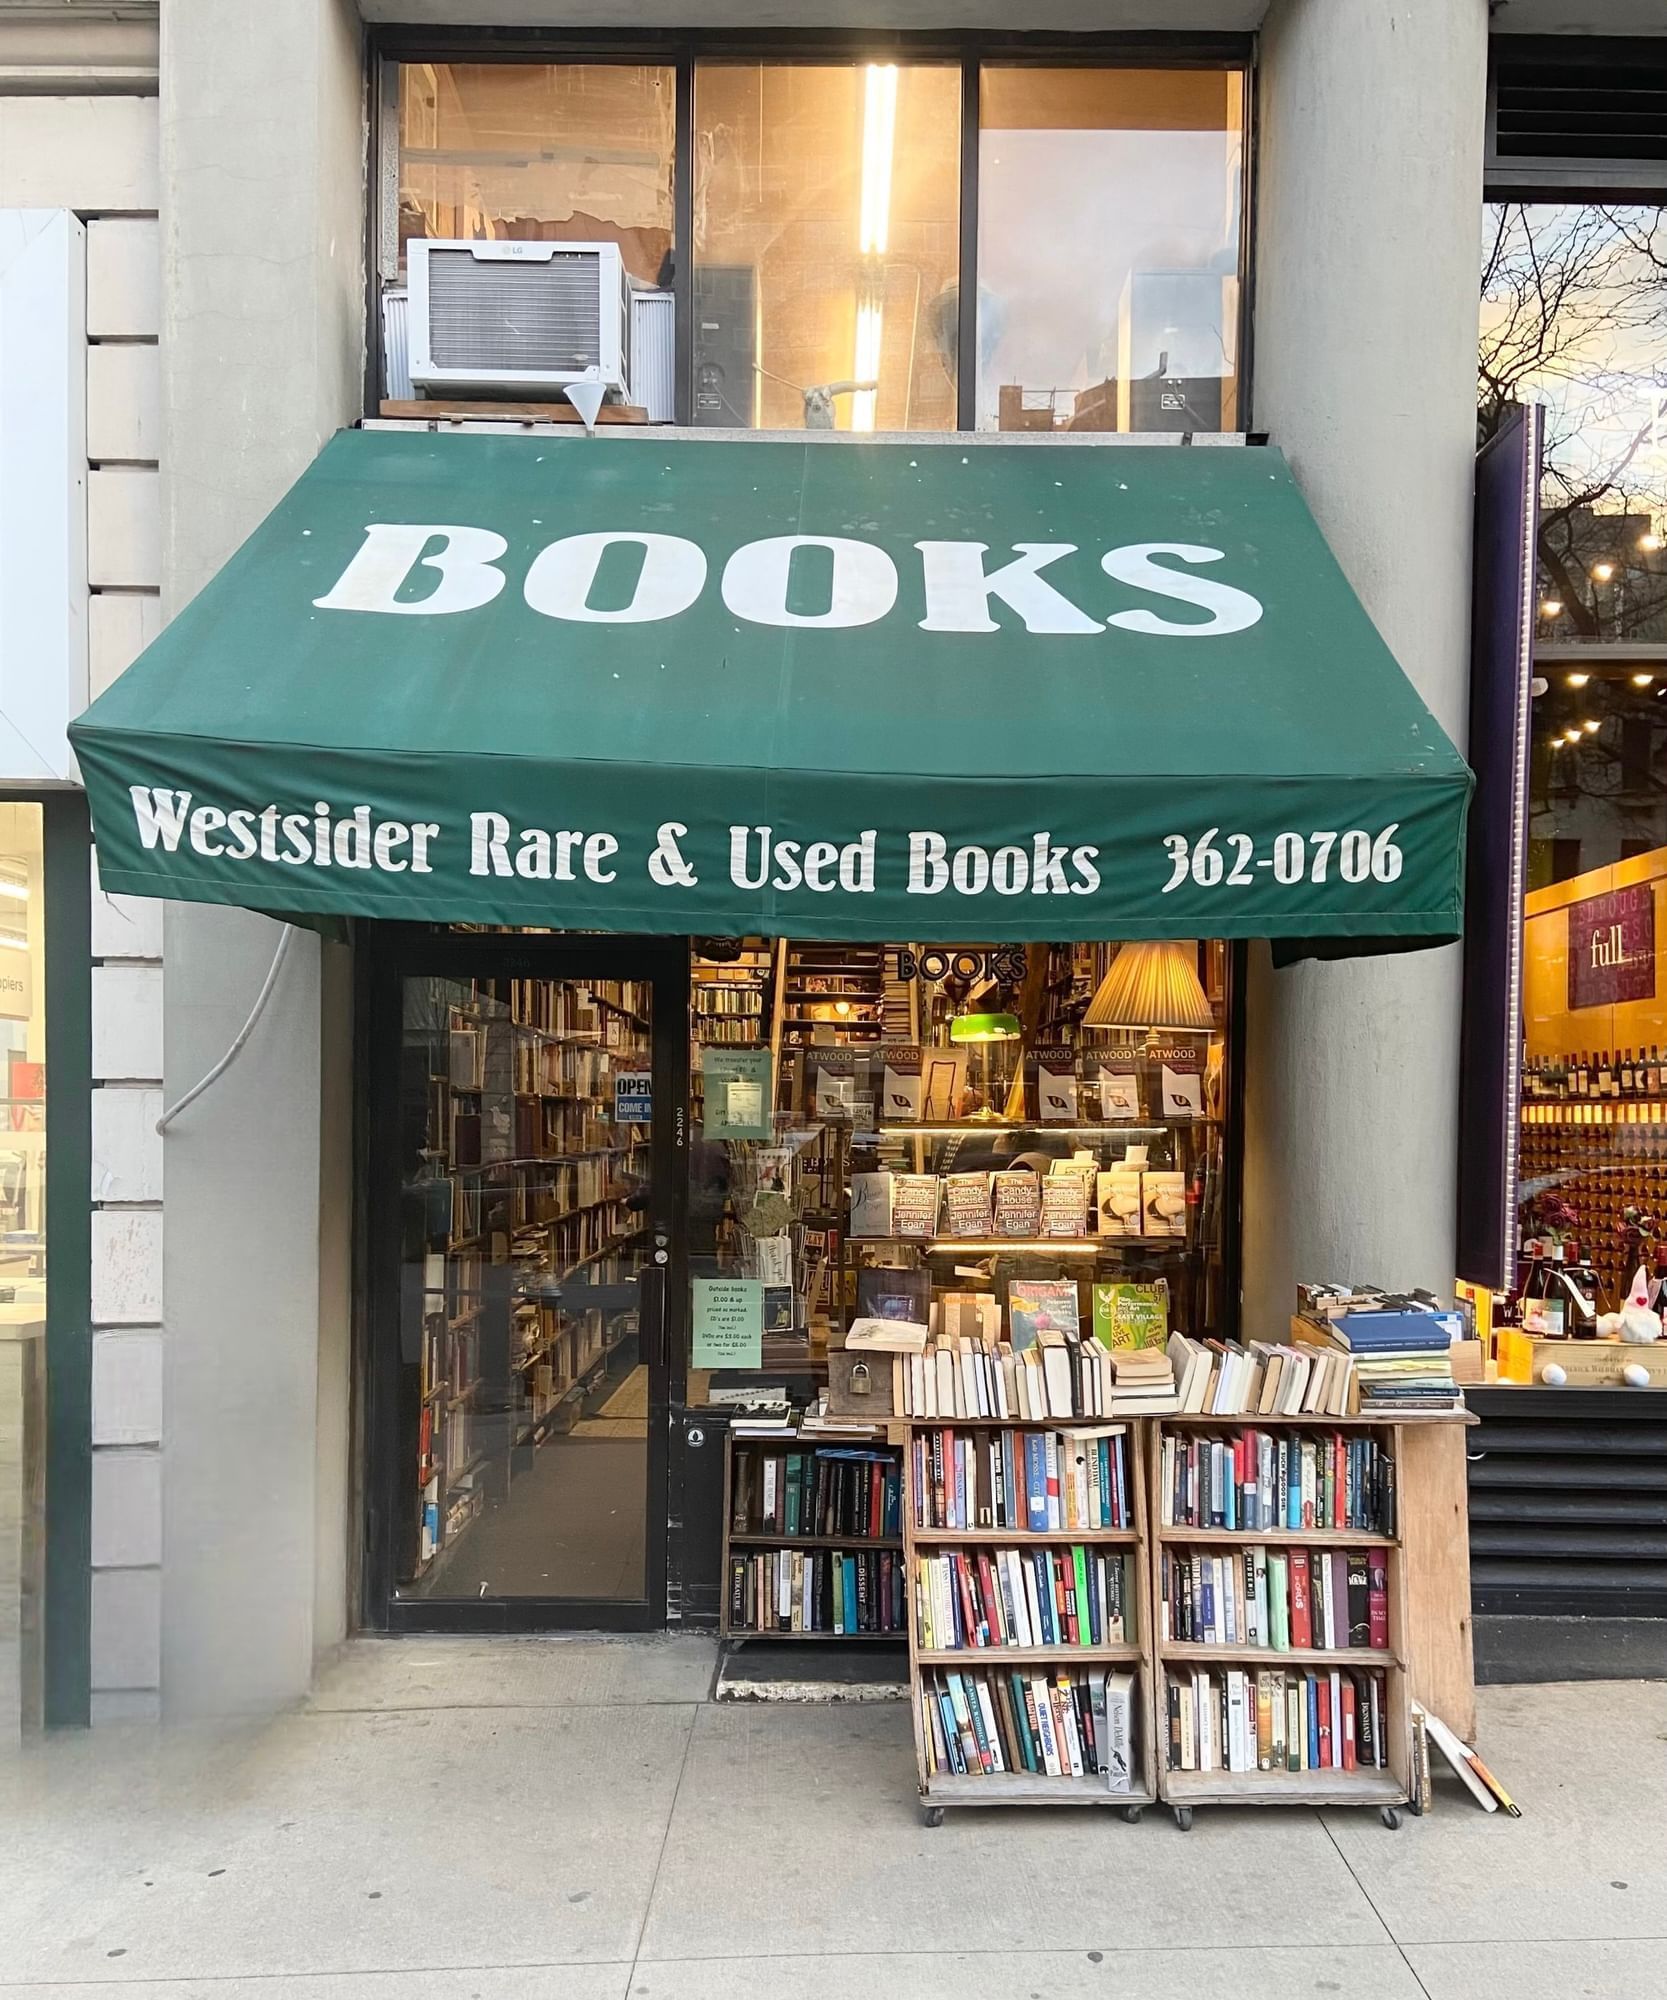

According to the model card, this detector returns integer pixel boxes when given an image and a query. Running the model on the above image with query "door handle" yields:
[640,1261,668,1370]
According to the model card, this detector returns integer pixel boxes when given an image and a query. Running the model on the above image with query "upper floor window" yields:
[397,62,676,285]
[385,52,1247,433]
[977,68,1243,434]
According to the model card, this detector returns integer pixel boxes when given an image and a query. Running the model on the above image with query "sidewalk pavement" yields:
[2,1640,1664,1998]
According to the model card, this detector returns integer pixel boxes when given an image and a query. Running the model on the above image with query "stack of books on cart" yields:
[1293,1286,1467,1413]
[1166,1331,1356,1417]
[881,1326,1177,1421]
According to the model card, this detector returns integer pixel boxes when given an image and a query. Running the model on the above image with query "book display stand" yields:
[720,1431,908,1641]
[902,1416,1159,1824]
[1148,1411,1473,1830]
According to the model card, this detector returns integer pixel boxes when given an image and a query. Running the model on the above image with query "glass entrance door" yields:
[367,936,682,1630]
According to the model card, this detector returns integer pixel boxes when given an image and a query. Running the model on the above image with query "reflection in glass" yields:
[692,63,960,430]
[1481,204,1667,645]
[977,69,1244,434]
[398,973,652,1601]
[397,63,676,283]
[0,805,45,1307]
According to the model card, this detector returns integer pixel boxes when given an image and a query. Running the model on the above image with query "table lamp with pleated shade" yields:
[1080,942,1214,1031]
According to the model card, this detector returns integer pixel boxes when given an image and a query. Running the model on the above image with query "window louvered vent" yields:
[1494,52,1667,164]
[426,250,603,373]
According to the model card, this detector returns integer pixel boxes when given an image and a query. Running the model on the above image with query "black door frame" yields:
[357,923,689,1633]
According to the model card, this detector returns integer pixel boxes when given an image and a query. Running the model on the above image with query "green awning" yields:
[70,429,1470,944]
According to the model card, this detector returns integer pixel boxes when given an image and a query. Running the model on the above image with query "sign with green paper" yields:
[692,1278,764,1370]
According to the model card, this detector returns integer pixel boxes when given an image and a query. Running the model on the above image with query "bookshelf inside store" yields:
[399,972,652,1598]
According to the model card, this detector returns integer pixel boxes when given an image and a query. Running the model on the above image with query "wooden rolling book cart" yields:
[719,1428,908,1642]
[1148,1411,1474,1831]
[903,1416,1159,1825]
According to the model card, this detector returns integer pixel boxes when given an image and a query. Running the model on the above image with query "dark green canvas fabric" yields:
[70,429,1470,944]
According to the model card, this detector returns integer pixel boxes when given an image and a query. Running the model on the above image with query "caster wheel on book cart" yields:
[922,1805,945,1829]
[1120,1805,1143,1825]
[1381,1807,1403,1830]
[1172,1806,1193,1832]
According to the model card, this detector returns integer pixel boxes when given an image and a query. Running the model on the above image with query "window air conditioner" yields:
[407,239,632,399]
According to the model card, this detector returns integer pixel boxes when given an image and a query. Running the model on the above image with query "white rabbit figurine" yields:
[1618,1267,1663,1344]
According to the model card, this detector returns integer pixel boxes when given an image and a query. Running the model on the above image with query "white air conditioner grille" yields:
[426,249,604,373]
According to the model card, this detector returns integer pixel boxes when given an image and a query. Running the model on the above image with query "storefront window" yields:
[976,69,1244,434]
[397,63,676,284]
[1480,203,1667,645]
[687,939,1230,1404]
[692,63,960,430]
[0,804,46,1313]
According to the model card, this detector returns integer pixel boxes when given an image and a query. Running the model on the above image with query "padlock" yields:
[850,1360,872,1396]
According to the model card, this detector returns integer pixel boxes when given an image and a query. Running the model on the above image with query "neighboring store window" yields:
[976,68,1244,434]
[691,63,960,431]
[397,63,676,284]
[1480,203,1667,645]
[0,805,46,1309]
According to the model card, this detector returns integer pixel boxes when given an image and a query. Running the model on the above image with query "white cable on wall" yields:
[155,925,296,1135]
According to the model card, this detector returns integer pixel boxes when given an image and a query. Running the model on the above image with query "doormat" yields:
[571,1366,649,1438]
[715,1640,908,1703]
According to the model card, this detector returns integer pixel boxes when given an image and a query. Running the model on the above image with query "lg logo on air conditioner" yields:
[312,524,1265,637]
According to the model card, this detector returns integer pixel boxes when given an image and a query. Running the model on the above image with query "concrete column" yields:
[1243,0,1488,1328]
[157,0,363,1716]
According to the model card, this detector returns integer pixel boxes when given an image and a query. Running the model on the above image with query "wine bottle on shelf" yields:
[1651,1045,1662,1097]
[1574,1051,1590,1099]
[1622,1048,1637,1096]
[1519,1242,1552,1333]
[1597,1050,1614,1098]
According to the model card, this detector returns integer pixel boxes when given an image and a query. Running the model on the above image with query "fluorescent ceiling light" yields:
[859,64,898,256]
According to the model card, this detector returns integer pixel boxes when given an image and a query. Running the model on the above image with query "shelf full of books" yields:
[722,1436,907,1639]
[904,1416,1158,1819]
[1146,1413,1415,1825]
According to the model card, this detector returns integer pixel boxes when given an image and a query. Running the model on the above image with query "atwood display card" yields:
[1097,1064,1142,1122]
[1035,1048,1078,1123]
[692,1278,763,1369]
[879,1046,924,1121]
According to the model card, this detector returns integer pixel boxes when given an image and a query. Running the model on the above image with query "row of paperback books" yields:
[1167,1332,1356,1417]
[729,1446,902,1541]
[911,1426,1133,1533]
[885,1330,1177,1422]
[727,1547,905,1636]
[1159,1546,1389,1652]
[1164,1665,1390,1774]
[919,1666,1138,1789]
[914,1547,1136,1652]
[1158,1429,1397,1535]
